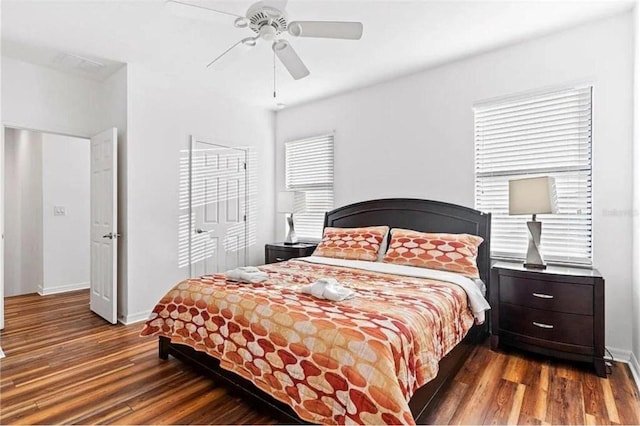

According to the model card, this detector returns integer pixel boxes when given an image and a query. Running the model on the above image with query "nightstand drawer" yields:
[264,243,317,264]
[499,303,594,347]
[266,248,295,263]
[500,276,593,315]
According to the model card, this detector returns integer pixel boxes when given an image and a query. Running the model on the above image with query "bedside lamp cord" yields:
[604,347,614,376]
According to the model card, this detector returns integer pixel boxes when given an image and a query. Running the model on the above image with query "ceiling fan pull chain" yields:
[273,48,277,100]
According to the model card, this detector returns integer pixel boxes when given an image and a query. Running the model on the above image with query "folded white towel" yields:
[237,266,261,273]
[225,267,268,283]
[300,278,355,301]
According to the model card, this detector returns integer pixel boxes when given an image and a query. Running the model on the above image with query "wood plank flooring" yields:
[1,290,639,425]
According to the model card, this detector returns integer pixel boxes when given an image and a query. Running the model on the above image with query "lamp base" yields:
[284,214,298,245]
[524,218,546,269]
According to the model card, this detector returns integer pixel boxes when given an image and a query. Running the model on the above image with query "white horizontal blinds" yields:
[475,86,592,265]
[285,134,334,240]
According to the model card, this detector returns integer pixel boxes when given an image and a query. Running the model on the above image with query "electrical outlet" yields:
[53,206,66,216]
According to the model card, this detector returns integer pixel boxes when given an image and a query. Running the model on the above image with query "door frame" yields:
[0,123,94,330]
[189,136,248,278]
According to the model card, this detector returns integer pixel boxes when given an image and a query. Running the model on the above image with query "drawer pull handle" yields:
[533,321,554,329]
[532,292,554,299]
[275,257,285,262]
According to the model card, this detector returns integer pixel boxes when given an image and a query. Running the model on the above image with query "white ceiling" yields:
[1,0,634,110]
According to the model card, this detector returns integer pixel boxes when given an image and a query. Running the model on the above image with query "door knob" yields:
[195,228,206,234]
[102,232,121,239]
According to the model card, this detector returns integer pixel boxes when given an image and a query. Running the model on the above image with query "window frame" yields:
[474,85,593,267]
[284,133,334,242]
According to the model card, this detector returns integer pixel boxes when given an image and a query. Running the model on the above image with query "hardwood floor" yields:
[1,290,639,425]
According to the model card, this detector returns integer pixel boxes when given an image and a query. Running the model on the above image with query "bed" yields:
[142,198,491,424]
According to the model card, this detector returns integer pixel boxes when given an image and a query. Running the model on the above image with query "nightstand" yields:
[264,242,317,264]
[491,261,605,377]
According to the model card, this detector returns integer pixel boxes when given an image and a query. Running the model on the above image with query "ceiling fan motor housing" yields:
[246,2,288,37]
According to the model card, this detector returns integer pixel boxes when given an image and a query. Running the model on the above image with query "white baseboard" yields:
[37,281,90,296]
[629,352,640,393]
[118,310,151,325]
[607,346,640,392]
[608,346,631,363]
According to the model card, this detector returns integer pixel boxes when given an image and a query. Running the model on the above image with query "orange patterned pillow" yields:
[312,226,390,262]
[382,229,484,278]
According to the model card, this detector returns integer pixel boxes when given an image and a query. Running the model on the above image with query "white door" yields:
[90,128,117,323]
[191,138,246,277]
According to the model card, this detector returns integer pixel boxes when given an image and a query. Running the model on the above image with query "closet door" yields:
[190,138,247,277]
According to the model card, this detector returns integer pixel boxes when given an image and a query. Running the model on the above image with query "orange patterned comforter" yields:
[140,259,475,425]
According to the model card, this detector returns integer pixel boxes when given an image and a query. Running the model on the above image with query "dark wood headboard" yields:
[323,198,492,287]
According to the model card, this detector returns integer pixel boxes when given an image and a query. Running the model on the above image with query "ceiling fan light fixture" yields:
[259,25,277,40]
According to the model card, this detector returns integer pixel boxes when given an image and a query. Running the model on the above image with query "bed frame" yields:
[159,198,491,423]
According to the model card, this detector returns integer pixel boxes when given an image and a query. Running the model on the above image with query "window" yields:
[285,134,334,240]
[474,86,592,266]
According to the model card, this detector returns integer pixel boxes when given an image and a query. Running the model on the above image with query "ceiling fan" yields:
[166,0,363,80]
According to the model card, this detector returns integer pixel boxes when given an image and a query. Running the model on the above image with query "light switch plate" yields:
[54,206,66,216]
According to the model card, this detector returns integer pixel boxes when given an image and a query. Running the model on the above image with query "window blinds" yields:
[285,134,334,240]
[474,86,593,265]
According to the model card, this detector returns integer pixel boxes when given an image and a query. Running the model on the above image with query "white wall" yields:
[4,128,21,295]
[41,133,90,294]
[1,57,103,137]
[276,13,635,353]
[632,2,640,371]
[0,4,4,332]
[3,128,43,297]
[123,64,275,323]
[3,129,90,297]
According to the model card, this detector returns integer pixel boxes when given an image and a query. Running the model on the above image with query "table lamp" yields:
[277,191,305,245]
[509,176,558,269]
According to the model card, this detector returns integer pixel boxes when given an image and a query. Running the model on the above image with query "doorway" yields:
[189,137,248,277]
[4,127,90,297]
[2,125,119,329]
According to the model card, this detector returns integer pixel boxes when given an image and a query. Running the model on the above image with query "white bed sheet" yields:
[300,255,491,324]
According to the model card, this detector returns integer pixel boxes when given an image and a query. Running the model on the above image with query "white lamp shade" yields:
[277,191,307,213]
[277,191,295,213]
[509,176,558,215]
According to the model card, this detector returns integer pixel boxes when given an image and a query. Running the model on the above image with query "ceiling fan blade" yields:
[165,0,244,22]
[288,21,363,40]
[207,38,256,69]
[272,40,309,80]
